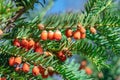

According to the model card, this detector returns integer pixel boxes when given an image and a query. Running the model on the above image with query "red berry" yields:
[47,67,54,76]
[54,30,62,41]
[22,63,30,73]
[48,30,54,40]
[35,46,43,54]
[13,38,20,47]
[14,57,22,65]
[65,28,73,37]
[90,27,96,34]
[38,66,45,74]
[85,67,92,75]
[9,57,15,66]
[57,51,66,62]
[0,29,3,35]
[28,39,35,49]
[73,30,81,40]
[32,66,40,76]
[21,38,29,49]
[41,72,49,78]
[0,77,6,80]
[81,33,86,39]
[40,30,48,40]
[78,27,86,33]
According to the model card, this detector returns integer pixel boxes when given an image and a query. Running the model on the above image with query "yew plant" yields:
[0,0,120,80]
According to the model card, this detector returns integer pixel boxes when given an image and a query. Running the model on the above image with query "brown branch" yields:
[4,8,25,32]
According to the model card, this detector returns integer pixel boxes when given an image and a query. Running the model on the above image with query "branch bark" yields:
[4,8,25,32]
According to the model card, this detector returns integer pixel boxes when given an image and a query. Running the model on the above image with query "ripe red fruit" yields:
[22,63,30,73]
[9,57,15,66]
[90,27,96,34]
[48,30,54,40]
[40,30,48,40]
[38,24,44,30]
[48,67,54,76]
[13,38,20,47]
[35,42,40,48]
[0,77,6,80]
[73,30,81,40]
[32,66,40,76]
[14,57,22,65]
[0,29,3,35]
[81,33,86,39]
[41,71,49,78]
[28,39,35,49]
[85,67,93,75]
[35,46,43,54]
[21,38,29,49]
[38,66,45,74]
[57,51,66,62]
[54,30,62,41]
[65,28,73,37]
[78,27,86,33]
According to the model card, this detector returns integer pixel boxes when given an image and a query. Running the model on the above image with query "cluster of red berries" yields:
[40,30,62,41]
[13,38,43,54]
[9,56,27,72]
[38,23,96,41]
[38,23,62,41]
[32,66,54,78]
[8,56,54,78]
[65,24,97,40]
[57,49,72,62]
[79,60,93,75]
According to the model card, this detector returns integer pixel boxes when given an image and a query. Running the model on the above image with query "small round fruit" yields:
[21,38,29,49]
[73,30,81,40]
[32,66,40,76]
[81,33,86,39]
[54,30,62,41]
[28,39,35,49]
[0,77,6,80]
[38,24,44,30]
[22,63,30,73]
[48,67,54,76]
[13,38,20,47]
[14,57,22,65]
[78,27,86,33]
[0,29,3,35]
[41,70,49,78]
[57,51,66,62]
[85,67,92,75]
[90,27,96,34]
[9,57,15,66]
[35,46,43,54]
[60,55,67,61]
[48,30,54,40]
[38,66,45,74]
[40,30,48,40]
[65,28,73,37]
